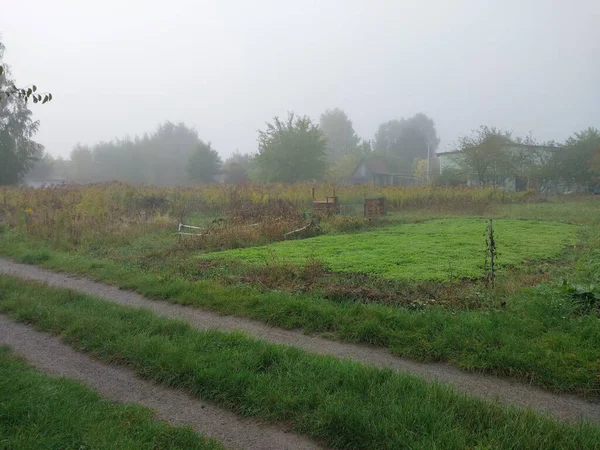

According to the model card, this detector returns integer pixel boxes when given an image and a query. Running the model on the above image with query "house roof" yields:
[436,143,562,157]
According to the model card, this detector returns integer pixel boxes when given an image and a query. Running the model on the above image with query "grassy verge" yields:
[0,345,222,450]
[0,276,598,449]
[0,230,598,395]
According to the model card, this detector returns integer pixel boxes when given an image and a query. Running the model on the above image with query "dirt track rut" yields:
[0,315,321,450]
[0,258,598,423]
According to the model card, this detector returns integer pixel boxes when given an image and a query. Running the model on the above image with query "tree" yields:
[24,152,55,181]
[187,141,222,184]
[63,122,210,185]
[0,41,49,185]
[255,112,327,183]
[557,128,600,192]
[223,152,253,184]
[435,167,466,186]
[327,140,372,182]
[373,113,439,162]
[69,144,95,182]
[453,126,515,188]
[0,68,52,105]
[414,159,428,184]
[319,108,360,160]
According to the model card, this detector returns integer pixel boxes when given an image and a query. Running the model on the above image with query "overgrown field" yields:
[1,276,598,450]
[200,219,579,280]
[0,184,599,395]
[0,345,222,449]
[0,182,535,245]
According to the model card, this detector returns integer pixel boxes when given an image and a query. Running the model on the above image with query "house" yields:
[437,144,561,191]
[350,157,417,186]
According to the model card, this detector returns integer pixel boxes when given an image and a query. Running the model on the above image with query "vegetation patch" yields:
[0,345,222,450]
[0,277,598,450]
[200,219,579,280]
[0,226,598,394]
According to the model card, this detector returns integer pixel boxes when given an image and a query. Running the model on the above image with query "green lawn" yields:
[199,219,579,280]
[1,276,598,450]
[0,346,222,450]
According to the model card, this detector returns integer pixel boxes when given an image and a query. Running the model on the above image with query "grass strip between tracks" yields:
[0,275,598,450]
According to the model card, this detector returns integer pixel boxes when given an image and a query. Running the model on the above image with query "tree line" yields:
[13,107,442,186]
[1,38,598,190]
[441,126,600,193]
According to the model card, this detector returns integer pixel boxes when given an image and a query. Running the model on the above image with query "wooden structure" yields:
[364,197,387,217]
[312,196,340,216]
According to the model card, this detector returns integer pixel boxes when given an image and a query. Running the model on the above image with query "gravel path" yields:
[0,315,322,450]
[1,258,598,423]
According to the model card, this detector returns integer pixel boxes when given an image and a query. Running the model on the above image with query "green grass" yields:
[0,227,598,394]
[0,276,598,450]
[198,219,579,280]
[0,345,222,450]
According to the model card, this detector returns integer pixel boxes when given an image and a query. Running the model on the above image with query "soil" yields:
[0,315,322,450]
[1,258,598,424]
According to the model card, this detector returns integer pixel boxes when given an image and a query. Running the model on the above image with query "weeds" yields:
[0,183,536,248]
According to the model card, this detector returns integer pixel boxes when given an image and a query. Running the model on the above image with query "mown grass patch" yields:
[0,276,598,450]
[199,219,579,280]
[0,346,222,450]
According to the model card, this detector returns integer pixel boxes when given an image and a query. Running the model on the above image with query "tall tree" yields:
[69,144,95,182]
[256,112,327,183]
[319,108,360,160]
[223,152,254,184]
[24,152,55,181]
[327,139,372,182]
[558,128,600,191]
[63,122,209,185]
[373,113,439,162]
[453,126,515,187]
[187,141,222,184]
[0,41,47,185]
[146,122,202,185]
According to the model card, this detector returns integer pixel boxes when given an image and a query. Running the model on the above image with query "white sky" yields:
[1,0,599,158]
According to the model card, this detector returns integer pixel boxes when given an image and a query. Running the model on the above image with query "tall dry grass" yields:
[0,182,535,245]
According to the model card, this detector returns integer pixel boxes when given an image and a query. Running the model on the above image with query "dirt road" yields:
[1,258,598,423]
[0,315,322,450]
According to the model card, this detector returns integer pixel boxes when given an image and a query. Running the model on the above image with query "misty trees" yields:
[256,113,327,183]
[453,126,516,187]
[373,113,439,162]
[327,140,372,182]
[319,108,372,181]
[61,122,213,185]
[0,41,47,185]
[24,153,55,181]
[223,152,254,184]
[319,108,360,160]
[557,128,600,191]
[69,144,94,182]
[187,142,222,184]
[0,101,43,185]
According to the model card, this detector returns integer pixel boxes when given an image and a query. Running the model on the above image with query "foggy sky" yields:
[1,0,598,159]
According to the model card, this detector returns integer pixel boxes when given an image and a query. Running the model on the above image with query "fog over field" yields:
[2,0,598,159]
